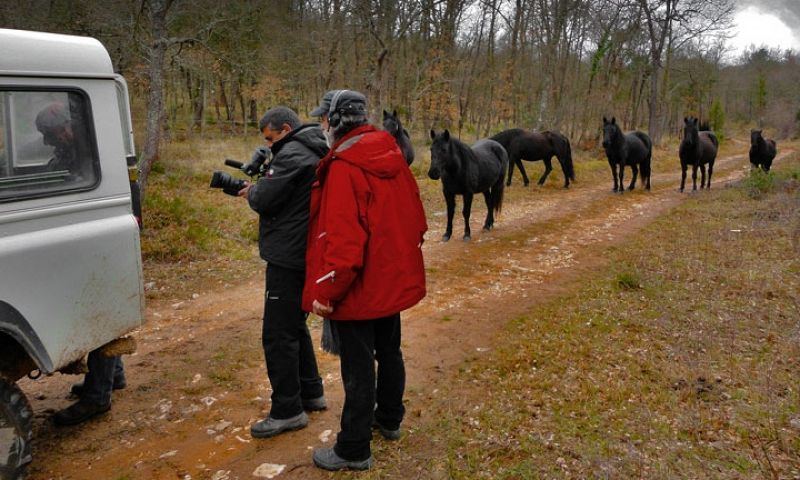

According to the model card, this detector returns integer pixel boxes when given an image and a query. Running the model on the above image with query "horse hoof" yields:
[442,235,451,242]
[482,226,492,231]
[463,235,471,241]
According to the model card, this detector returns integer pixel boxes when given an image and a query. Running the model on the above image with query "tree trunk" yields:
[138,0,170,198]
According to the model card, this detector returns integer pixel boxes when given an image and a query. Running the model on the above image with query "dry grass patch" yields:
[370,154,800,479]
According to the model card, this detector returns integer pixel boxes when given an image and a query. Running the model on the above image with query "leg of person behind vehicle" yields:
[53,352,121,426]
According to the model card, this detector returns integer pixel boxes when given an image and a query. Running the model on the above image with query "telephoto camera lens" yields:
[210,171,247,196]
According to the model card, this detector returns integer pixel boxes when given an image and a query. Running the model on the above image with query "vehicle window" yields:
[0,100,7,178]
[114,78,135,159]
[0,90,99,201]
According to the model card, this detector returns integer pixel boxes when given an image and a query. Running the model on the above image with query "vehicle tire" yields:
[0,379,32,480]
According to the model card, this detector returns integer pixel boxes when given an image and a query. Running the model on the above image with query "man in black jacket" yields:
[238,106,328,438]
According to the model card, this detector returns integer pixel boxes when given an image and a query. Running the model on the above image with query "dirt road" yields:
[22,148,784,479]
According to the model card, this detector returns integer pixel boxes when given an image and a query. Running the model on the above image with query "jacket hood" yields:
[321,125,406,179]
[272,123,329,158]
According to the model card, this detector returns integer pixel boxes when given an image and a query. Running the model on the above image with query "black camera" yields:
[210,147,272,196]
[209,171,247,196]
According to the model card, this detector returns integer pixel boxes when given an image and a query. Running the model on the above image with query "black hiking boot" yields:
[53,400,111,426]
[70,377,126,397]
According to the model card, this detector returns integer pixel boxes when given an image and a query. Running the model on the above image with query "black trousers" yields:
[82,354,124,405]
[263,263,324,419]
[332,313,405,461]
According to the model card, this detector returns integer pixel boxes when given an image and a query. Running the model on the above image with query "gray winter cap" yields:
[310,90,342,117]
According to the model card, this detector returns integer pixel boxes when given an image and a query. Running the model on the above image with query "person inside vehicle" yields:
[35,102,79,172]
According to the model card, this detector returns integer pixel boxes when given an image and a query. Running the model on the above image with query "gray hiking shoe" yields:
[312,447,373,471]
[302,396,327,412]
[250,412,308,439]
[372,419,401,440]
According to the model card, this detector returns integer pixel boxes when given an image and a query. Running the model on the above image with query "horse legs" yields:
[517,159,531,187]
[556,156,570,188]
[617,163,625,194]
[462,192,474,241]
[609,161,619,192]
[691,163,699,191]
[506,156,530,187]
[537,157,553,186]
[628,163,639,191]
[699,164,707,189]
[680,163,687,192]
[706,163,714,189]
[482,190,494,231]
[442,192,456,242]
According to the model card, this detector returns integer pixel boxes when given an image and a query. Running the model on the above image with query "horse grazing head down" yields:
[602,116,622,149]
[429,129,458,180]
[751,129,765,148]
[383,110,402,136]
[683,116,700,148]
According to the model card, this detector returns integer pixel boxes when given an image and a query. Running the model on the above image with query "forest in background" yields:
[2,0,800,192]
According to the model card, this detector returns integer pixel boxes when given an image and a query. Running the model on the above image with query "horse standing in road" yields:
[383,109,415,166]
[489,128,575,188]
[601,116,652,193]
[749,129,777,172]
[679,117,718,192]
[428,129,507,241]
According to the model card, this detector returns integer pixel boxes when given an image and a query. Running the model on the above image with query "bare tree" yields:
[637,0,733,143]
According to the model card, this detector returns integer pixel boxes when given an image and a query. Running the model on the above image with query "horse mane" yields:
[448,135,476,164]
[698,121,711,132]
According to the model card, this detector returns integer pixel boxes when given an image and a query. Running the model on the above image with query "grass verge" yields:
[365,154,800,479]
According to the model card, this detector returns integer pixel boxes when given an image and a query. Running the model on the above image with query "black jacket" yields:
[247,124,328,270]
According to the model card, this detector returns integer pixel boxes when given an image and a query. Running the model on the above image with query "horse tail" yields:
[706,132,719,150]
[559,134,576,181]
[632,131,652,154]
[492,142,507,214]
[631,131,652,178]
[641,151,651,178]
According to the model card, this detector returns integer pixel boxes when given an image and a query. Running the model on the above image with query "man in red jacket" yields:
[303,90,427,471]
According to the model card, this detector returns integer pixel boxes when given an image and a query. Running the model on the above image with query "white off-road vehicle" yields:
[0,29,145,478]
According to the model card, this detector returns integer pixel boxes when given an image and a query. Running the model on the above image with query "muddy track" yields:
[21,149,789,479]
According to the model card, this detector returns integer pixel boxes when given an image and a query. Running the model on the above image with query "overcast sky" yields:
[728,0,800,56]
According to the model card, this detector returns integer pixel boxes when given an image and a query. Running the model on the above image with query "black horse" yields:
[428,129,507,241]
[383,109,414,166]
[601,116,652,193]
[490,128,575,188]
[749,129,777,172]
[679,117,718,192]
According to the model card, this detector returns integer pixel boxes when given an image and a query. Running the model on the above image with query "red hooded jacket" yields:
[302,124,427,320]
